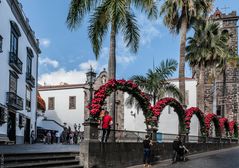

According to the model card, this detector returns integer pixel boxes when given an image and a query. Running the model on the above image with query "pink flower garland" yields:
[205,113,218,135]
[153,97,184,117]
[229,121,237,136]
[185,107,204,130]
[88,79,235,135]
[219,117,229,133]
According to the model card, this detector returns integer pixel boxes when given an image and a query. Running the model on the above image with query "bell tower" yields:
[200,9,239,122]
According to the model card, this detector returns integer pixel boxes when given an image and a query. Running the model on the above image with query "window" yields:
[10,28,18,56]
[10,21,21,56]
[26,87,31,111]
[9,71,18,93]
[69,96,76,109]
[0,107,7,124]
[0,35,3,52]
[26,47,33,75]
[48,97,55,110]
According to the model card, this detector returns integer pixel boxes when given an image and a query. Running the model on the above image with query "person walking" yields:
[143,135,153,167]
[101,110,113,143]
[172,135,182,163]
[30,130,35,144]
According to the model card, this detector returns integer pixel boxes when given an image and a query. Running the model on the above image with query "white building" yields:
[124,78,199,136]
[38,70,108,132]
[0,0,40,144]
[38,84,86,132]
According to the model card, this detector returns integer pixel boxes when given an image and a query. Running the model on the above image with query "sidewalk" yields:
[0,143,80,154]
[128,146,239,168]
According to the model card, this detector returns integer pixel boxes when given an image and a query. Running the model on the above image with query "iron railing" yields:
[26,72,35,87]
[6,92,23,110]
[9,52,23,74]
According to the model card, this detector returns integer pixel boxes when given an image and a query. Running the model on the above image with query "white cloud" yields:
[138,14,162,45]
[40,38,51,48]
[38,59,108,85]
[38,68,86,85]
[39,57,59,68]
[117,55,136,64]
[79,60,98,71]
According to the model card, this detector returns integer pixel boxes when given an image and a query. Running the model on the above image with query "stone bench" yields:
[0,136,14,145]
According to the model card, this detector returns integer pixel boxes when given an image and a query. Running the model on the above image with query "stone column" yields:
[80,121,99,168]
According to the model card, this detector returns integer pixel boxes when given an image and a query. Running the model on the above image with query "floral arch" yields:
[229,121,238,138]
[205,113,221,137]
[89,79,156,127]
[153,97,186,133]
[185,107,205,135]
[219,118,230,137]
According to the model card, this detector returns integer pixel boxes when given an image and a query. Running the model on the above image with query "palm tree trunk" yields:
[198,66,205,112]
[179,16,187,106]
[222,65,226,117]
[108,21,116,142]
[108,22,116,80]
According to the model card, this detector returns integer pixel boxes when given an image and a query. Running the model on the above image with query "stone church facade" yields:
[197,9,239,121]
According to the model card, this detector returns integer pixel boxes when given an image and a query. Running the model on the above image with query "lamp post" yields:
[86,66,96,117]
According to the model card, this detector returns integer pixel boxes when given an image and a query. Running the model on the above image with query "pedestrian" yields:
[143,135,153,167]
[46,131,51,144]
[56,131,60,143]
[172,135,182,163]
[69,131,74,144]
[30,130,35,144]
[101,110,113,143]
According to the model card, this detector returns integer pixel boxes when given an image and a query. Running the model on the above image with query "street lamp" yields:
[86,66,96,112]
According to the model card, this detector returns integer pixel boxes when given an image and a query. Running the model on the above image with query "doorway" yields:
[7,111,16,142]
[24,118,31,144]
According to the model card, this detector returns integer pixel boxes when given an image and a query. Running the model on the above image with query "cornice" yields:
[6,0,41,54]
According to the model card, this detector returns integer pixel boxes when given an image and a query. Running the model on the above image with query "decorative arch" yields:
[153,97,185,133]
[185,107,205,135]
[89,79,155,126]
[205,113,221,137]
[229,121,238,138]
[219,118,230,137]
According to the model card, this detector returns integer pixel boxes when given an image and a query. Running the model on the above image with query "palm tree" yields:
[66,0,158,136]
[186,20,230,112]
[160,0,214,105]
[66,0,158,80]
[126,59,182,110]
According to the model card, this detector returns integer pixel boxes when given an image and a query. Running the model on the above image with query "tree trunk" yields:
[179,16,187,106]
[198,66,205,112]
[222,62,227,118]
[108,22,116,142]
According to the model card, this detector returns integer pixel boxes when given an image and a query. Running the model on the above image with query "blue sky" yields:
[19,0,239,85]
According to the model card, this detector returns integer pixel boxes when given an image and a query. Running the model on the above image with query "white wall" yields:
[39,88,85,131]
[0,0,38,143]
[124,79,199,136]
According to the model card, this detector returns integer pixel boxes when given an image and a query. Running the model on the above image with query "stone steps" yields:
[2,152,83,168]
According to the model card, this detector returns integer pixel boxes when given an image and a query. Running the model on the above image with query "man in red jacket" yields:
[101,110,113,143]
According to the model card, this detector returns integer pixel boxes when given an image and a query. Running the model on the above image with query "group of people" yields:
[60,127,83,144]
[143,135,189,167]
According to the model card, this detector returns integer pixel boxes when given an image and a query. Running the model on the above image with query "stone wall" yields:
[83,142,238,168]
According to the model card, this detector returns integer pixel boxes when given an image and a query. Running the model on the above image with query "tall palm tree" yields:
[186,20,230,111]
[66,0,158,80]
[126,59,182,110]
[66,0,158,135]
[160,0,214,105]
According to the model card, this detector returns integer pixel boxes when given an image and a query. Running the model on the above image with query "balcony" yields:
[26,72,35,87]
[6,92,23,110]
[9,52,23,74]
